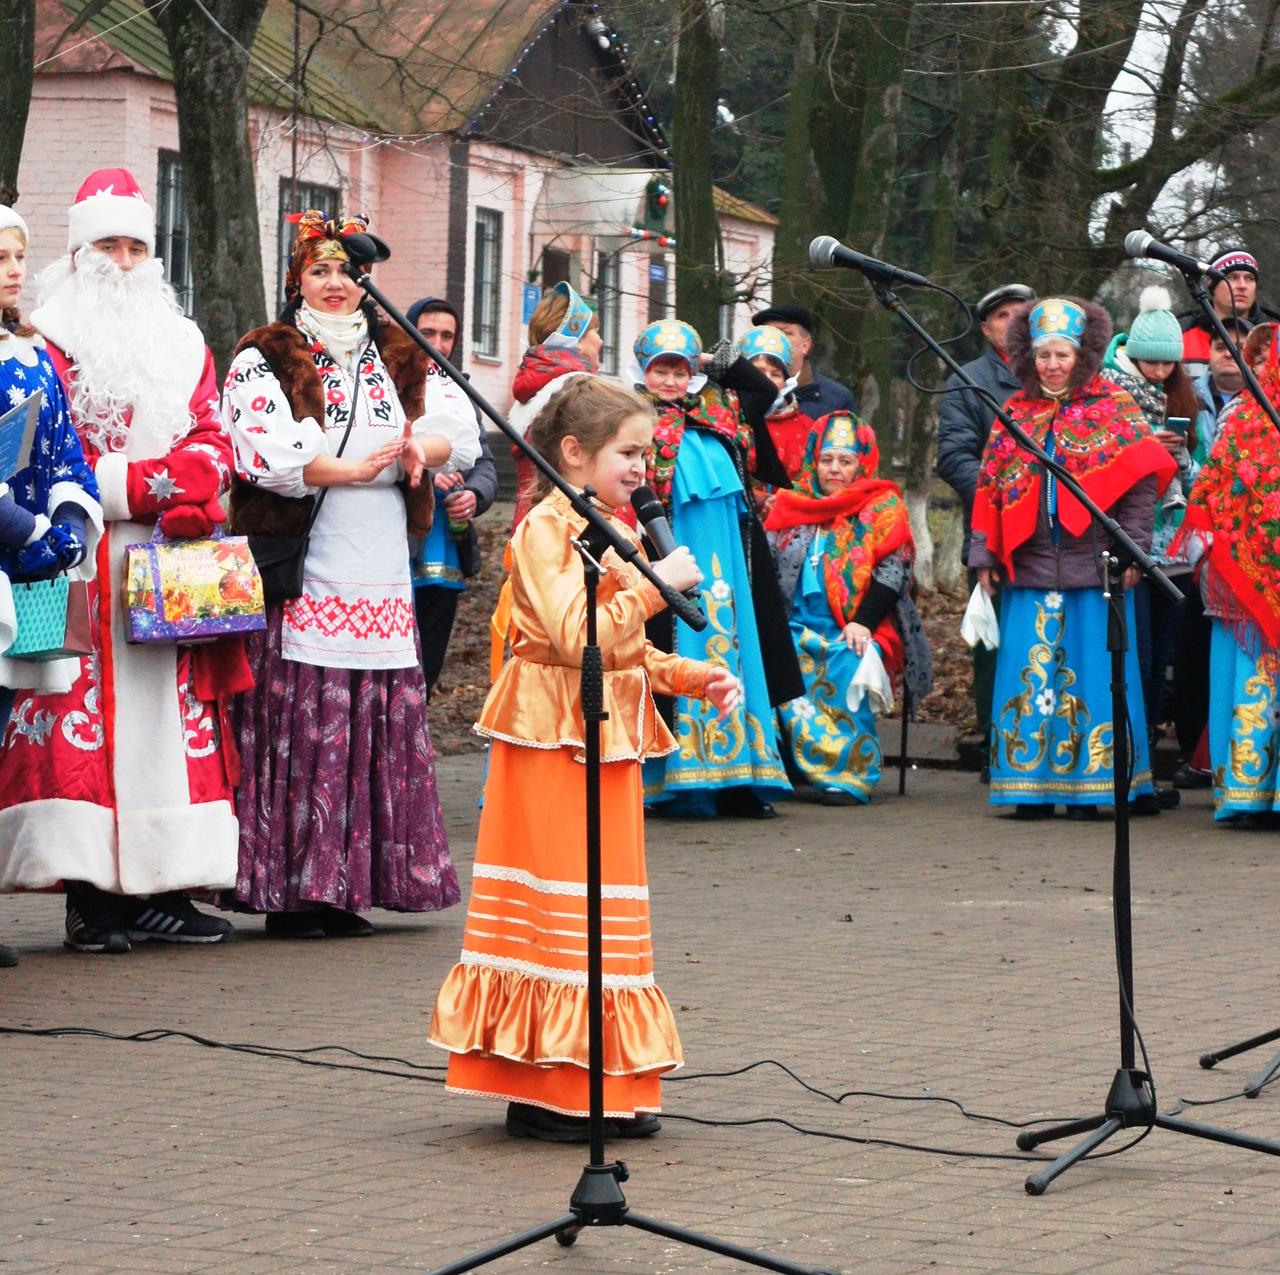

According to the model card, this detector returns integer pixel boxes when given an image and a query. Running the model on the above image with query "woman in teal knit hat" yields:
[1103,285,1207,806]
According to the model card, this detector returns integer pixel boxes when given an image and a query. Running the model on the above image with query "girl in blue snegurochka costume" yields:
[969,296,1177,820]
[0,207,103,967]
[765,413,931,805]
[632,318,801,819]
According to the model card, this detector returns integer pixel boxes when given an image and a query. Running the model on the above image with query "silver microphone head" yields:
[808,235,840,269]
[1124,230,1153,259]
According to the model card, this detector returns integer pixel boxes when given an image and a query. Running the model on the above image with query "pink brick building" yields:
[22,0,776,412]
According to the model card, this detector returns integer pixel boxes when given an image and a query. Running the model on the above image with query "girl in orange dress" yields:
[430,378,740,1142]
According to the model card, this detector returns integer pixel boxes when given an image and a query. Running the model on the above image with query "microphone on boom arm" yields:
[807,235,934,289]
[1123,231,1225,282]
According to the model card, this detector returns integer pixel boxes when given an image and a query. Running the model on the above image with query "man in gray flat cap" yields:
[936,282,1036,781]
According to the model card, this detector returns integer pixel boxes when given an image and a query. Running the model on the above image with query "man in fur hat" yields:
[0,167,243,953]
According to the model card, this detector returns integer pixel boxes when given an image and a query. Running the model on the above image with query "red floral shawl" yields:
[1177,331,1280,646]
[643,392,748,508]
[765,415,912,676]
[511,343,597,404]
[971,374,1176,577]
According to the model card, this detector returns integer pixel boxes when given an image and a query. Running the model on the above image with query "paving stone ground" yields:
[3,760,1280,1273]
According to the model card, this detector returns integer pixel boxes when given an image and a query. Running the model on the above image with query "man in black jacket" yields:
[935,282,1035,778]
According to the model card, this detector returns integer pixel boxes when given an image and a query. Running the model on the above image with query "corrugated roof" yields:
[714,186,778,227]
[40,0,584,137]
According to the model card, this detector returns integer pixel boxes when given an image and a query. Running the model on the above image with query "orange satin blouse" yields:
[477,490,711,761]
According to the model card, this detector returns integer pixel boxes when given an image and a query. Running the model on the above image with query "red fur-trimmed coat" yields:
[0,331,250,897]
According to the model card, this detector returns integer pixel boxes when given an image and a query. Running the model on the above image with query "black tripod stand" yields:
[862,275,1280,1194]
[336,239,837,1274]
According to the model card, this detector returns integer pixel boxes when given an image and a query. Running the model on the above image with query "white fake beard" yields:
[37,247,194,455]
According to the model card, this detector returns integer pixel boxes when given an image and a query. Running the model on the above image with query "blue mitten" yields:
[49,504,88,571]
[17,530,61,579]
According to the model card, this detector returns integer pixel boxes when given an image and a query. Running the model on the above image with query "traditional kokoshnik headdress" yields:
[1028,297,1087,348]
[818,411,860,455]
[543,281,596,350]
[739,324,792,374]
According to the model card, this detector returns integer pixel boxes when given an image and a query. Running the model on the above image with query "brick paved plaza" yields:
[4,760,1280,1272]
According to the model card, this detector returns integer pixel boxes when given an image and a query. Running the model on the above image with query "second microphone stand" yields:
[345,259,837,1275]
[866,278,1280,1194]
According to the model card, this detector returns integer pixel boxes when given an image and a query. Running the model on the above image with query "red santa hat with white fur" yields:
[66,167,155,253]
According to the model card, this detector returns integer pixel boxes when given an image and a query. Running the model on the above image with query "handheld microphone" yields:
[1123,231,1224,282]
[630,485,700,601]
[808,235,933,288]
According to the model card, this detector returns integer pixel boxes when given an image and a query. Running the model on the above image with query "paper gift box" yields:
[125,533,266,645]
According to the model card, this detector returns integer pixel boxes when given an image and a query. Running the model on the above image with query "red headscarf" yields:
[766,413,912,676]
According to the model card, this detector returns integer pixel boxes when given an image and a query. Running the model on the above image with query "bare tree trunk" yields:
[772,1,818,299]
[672,0,723,341]
[0,0,36,207]
[153,0,269,373]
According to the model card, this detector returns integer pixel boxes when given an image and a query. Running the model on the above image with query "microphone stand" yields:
[345,263,837,1275]
[1175,269,1280,1091]
[863,277,1280,1194]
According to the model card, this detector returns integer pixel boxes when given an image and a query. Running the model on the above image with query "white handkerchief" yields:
[847,643,893,716]
[960,582,1000,650]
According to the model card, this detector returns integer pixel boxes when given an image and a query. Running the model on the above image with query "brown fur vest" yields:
[228,319,434,537]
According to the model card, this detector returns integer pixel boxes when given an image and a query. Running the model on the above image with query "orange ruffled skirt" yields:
[430,741,683,1116]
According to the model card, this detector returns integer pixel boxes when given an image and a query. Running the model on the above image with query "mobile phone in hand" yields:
[1165,416,1191,438]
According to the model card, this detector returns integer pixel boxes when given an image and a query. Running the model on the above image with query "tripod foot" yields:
[554,1225,580,1247]
[1025,1117,1124,1196]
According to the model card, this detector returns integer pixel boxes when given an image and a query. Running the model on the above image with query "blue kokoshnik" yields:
[989,586,1154,806]
[1208,622,1280,821]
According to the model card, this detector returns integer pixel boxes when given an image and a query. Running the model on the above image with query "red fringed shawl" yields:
[765,416,912,677]
[971,374,1176,577]
[1177,333,1280,647]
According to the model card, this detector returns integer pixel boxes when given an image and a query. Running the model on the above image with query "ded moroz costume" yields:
[0,169,243,951]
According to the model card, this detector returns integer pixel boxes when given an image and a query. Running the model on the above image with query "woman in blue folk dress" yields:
[766,413,927,804]
[969,297,1176,819]
[633,320,799,818]
[1177,324,1280,827]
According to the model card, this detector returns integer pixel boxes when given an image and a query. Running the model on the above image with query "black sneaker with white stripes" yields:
[128,892,233,944]
[65,882,132,954]
[64,901,129,952]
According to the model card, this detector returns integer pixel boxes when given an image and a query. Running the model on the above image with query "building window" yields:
[155,151,194,316]
[647,256,668,323]
[472,208,503,357]
[596,249,621,375]
[278,179,340,308]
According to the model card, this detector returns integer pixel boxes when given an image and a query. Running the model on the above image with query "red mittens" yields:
[126,449,221,517]
[159,499,227,540]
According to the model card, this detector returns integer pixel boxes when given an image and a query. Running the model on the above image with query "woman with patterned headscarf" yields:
[219,211,481,936]
[1176,326,1280,827]
[765,413,930,804]
[970,297,1177,820]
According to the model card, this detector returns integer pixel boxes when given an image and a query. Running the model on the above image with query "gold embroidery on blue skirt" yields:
[1228,653,1279,789]
[997,597,1113,776]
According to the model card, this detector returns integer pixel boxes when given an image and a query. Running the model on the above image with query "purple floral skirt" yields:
[224,607,460,915]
